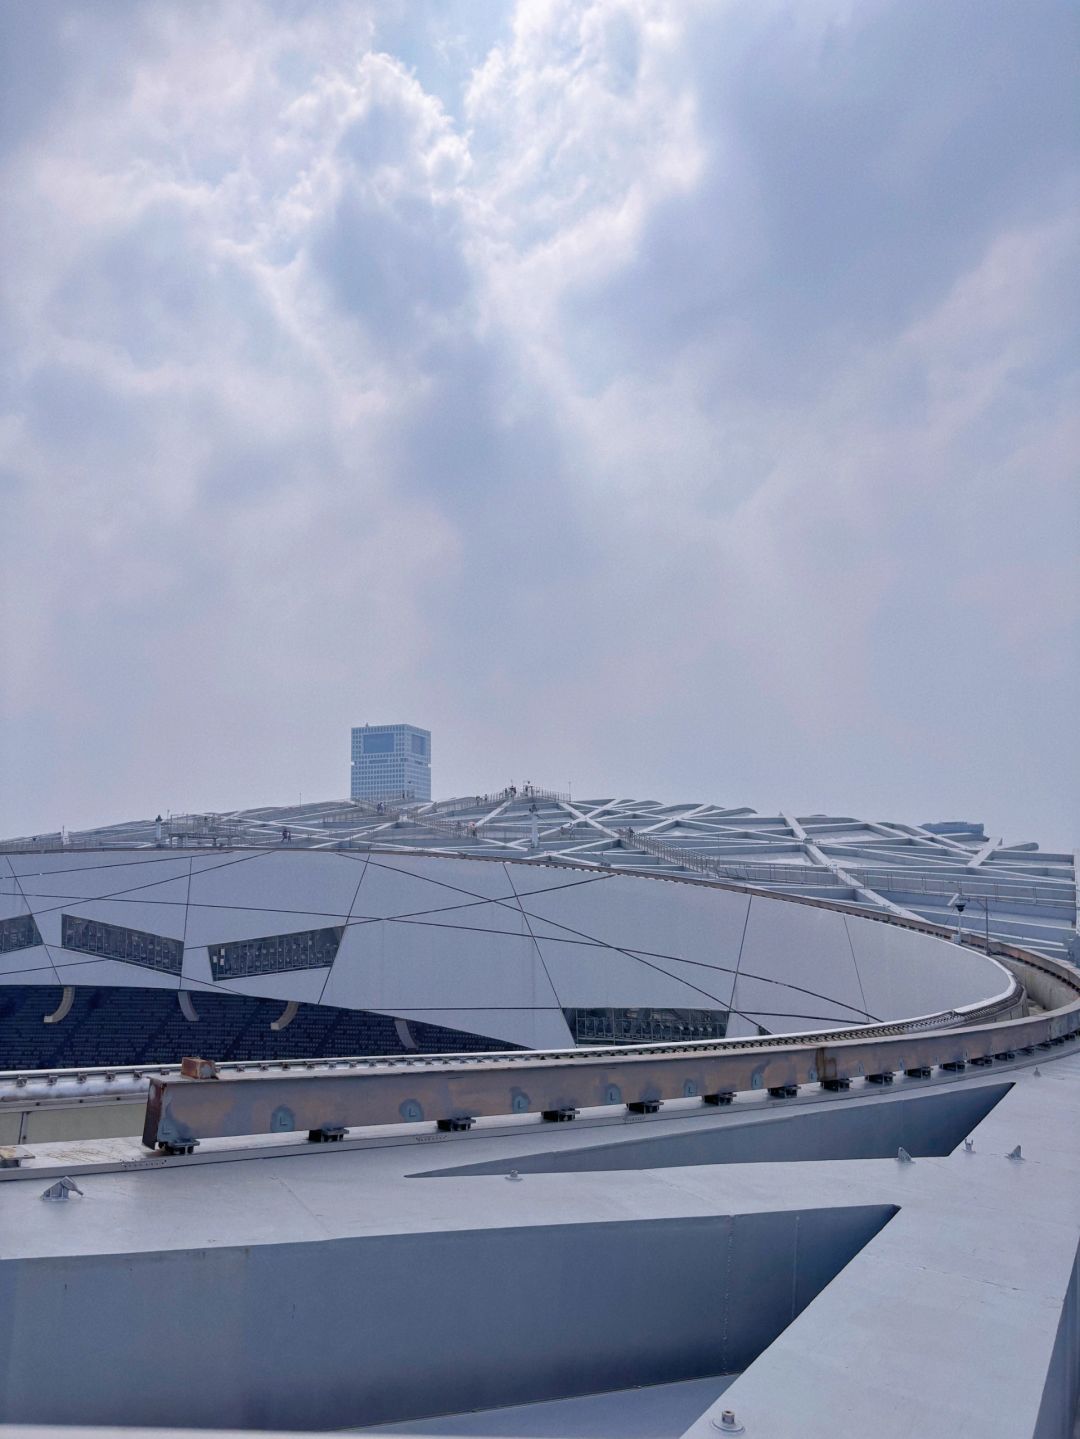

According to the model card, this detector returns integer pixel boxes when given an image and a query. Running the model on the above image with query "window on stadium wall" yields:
[61,915,184,974]
[208,925,345,980]
[563,1007,729,1044]
[0,913,43,953]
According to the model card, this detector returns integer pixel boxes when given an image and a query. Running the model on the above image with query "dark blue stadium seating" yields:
[0,986,514,1070]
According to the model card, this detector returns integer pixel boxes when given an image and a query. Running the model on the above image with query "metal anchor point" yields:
[41,1176,84,1202]
[712,1410,745,1434]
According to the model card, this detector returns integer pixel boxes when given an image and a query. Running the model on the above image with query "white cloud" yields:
[0,0,1076,846]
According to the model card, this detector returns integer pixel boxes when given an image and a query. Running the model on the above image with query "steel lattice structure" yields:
[5,789,1075,962]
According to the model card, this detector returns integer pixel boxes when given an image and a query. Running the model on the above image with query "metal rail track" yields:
[132,929,1075,1152]
[0,951,1020,1106]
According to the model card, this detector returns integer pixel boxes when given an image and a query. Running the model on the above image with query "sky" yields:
[0,0,1077,849]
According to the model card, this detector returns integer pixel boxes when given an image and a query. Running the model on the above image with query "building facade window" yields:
[208,925,345,980]
[0,912,43,954]
[563,1006,729,1045]
[351,723,431,803]
[61,914,184,974]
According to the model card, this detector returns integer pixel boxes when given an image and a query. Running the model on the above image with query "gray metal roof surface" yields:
[3,1055,1080,1437]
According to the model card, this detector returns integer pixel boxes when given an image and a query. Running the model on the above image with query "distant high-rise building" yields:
[350,723,431,803]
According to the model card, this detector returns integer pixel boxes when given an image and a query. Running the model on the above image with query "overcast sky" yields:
[1,0,1077,849]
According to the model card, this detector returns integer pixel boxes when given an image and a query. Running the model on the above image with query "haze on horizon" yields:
[0,1,1076,850]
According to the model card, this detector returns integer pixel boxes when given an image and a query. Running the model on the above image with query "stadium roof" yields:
[4,788,1075,962]
[3,798,1080,1437]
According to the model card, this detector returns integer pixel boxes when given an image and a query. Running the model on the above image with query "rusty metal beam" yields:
[141,933,1080,1151]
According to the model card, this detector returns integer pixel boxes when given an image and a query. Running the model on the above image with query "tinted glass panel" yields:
[0,912,43,954]
[209,925,344,979]
[410,734,427,756]
[363,732,395,754]
[564,1007,729,1045]
[61,914,184,974]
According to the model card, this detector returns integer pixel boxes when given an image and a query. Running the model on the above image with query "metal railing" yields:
[318,799,421,827]
[620,831,846,887]
[133,940,1069,1152]
[419,794,510,817]
[0,983,1021,1115]
[840,866,1072,908]
[620,832,1073,909]
[164,814,244,844]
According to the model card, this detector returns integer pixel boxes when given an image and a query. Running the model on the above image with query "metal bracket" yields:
[41,1176,84,1201]
[179,1057,219,1080]
[157,1138,199,1156]
[308,1126,347,1143]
